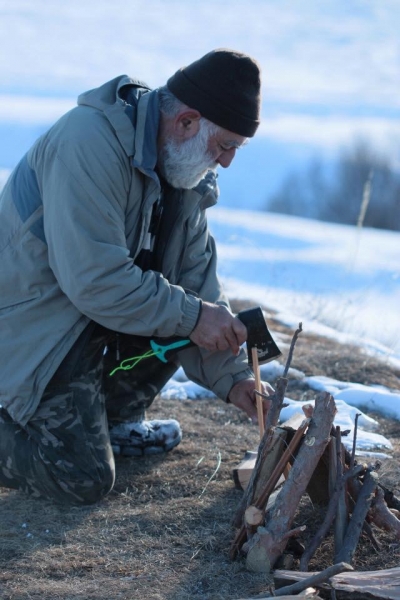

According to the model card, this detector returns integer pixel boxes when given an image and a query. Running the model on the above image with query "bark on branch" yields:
[335,469,379,564]
[245,393,337,572]
[230,420,309,560]
[369,486,400,539]
[273,562,353,597]
[232,324,303,531]
[299,464,364,571]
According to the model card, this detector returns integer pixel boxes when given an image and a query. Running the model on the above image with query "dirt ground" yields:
[1,303,400,600]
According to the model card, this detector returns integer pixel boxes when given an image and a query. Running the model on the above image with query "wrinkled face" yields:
[206,130,248,169]
[158,120,247,190]
[158,119,217,189]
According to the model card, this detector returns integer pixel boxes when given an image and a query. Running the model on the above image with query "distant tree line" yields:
[266,140,400,231]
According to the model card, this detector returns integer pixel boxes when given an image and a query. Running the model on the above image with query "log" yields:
[245,505,264,537]
[233,324,303,528]
[253,428,288,500]
[264,376,289,431]
[236,589,322,600]
[380,484,400,512]
[253,422,310,515]
[369,486,400,539]
[347,489,381,551]
[232,451,258,491]
[349,479,400,538]
[245,505,264,527]
[305,442,330,506]
[230,419,309,559]
[299,464,364,571]
[335,469,379,564]
[334,427,348,556]
[350,412,361,469]
[330,567,400,600]
[275,567,400,600]
[244,393,337,571]
[302,398,328,506]
[232,407,308,492]
[246,525,306,573]
[328,435,337,497]
[274,562,353,597]
[232,400,287,527]
[245,533,271,573]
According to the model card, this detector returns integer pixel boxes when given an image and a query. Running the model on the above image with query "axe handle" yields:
[251,347,265,439]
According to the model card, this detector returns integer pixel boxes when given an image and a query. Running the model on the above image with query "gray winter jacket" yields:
[0,75,250,426]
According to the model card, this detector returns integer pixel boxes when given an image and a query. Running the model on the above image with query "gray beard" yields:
[158,124,218,189]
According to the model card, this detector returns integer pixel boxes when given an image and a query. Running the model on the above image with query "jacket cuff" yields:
[212,368,254,403]
[175,294,202,338]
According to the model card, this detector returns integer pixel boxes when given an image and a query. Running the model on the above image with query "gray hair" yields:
[158,85,185,117]
[158,85,220,136]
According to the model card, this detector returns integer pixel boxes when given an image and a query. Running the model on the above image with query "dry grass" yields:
[1,301,400,600]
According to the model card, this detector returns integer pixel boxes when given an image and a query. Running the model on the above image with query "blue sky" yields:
[0,0,399,209]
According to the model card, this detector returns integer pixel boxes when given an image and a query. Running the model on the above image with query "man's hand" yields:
[189,301,247,356]
[228,378,274,425]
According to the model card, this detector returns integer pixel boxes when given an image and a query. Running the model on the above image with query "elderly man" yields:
[0,48,272,505]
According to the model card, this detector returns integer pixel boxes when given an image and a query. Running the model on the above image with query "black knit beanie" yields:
[166,48,261,138]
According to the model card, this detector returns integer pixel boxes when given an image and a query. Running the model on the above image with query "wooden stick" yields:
[251,346,264,439]
[335,469,378,564]
[245,394,336,570]
[244,505,264,538]
[274,562,353,597]
[347,491,381,551]
[369,486,400,539]
[299,464,364,571]
[350,412,361,470]
[230,418,310,559]
[282,322,302,377]
[334,427,347,556]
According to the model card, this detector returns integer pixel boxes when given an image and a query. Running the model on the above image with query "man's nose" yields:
[217,148,237,168]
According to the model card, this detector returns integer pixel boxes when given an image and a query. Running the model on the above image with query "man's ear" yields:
[174,110,201,141]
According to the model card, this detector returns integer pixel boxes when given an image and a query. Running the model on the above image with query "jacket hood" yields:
[77,75,151,112]
[77,76,156,163]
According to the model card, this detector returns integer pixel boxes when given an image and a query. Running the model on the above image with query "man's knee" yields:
[67,469,116,505]
[45,460,116,506]
[0,445,116,506]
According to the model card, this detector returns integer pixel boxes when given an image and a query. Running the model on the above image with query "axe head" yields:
[237,307,282,366]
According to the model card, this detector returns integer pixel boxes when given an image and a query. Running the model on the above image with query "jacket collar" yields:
[192,171,219,210]
[131,89,160,180]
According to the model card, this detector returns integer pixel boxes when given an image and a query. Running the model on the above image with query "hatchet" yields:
[238,306,282,439]
[147,306,281,364]
[109,306,281,374]
[237,306,282,366]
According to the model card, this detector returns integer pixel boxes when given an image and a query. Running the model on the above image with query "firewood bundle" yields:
[230,325,400,580]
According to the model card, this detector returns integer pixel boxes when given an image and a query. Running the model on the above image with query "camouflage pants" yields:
[0,323,178,505]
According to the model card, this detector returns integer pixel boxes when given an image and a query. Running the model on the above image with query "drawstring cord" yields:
[109,349,161,377]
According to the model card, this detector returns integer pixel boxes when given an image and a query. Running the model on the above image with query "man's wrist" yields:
[191,298,203,332]
[174,294,202,337]
[226,369,254,403]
